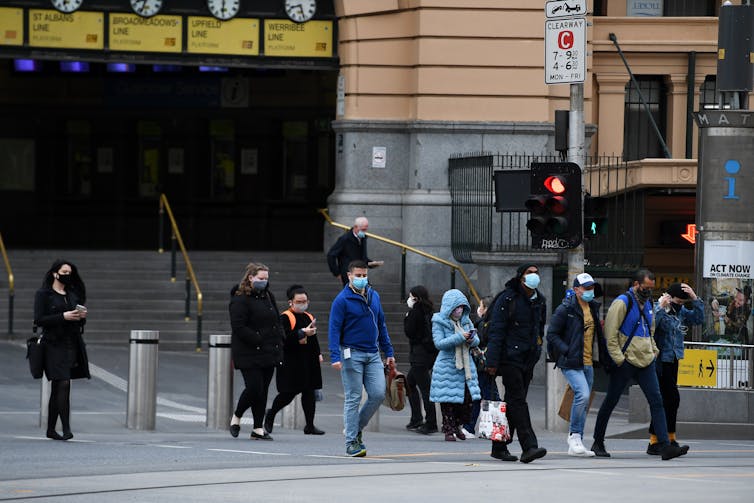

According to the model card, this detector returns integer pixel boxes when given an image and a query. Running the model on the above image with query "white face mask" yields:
[407,297,417,309]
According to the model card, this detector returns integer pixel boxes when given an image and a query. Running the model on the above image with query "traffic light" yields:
[584,194,608,238]
[525,162,582,249]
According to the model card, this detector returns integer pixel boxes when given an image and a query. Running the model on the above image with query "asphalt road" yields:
[1,341,753,502]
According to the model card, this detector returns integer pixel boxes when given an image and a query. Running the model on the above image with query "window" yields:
[623,76,667,161]
[700,75,733,110]
[664,0,715,16]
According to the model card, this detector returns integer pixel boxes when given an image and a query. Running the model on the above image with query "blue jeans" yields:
[340,348,385,446]
[561,366,594,437]
[593,360,669,445]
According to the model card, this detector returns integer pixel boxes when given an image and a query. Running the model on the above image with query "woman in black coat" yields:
[33,260,90,441]
[263,285,324,435]
[229,262,284,440]
[404,285,438,435]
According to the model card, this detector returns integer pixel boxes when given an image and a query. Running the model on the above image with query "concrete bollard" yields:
[207,334,233,429]
[39,378,51,429]
[127,330,159,430]
[281,394,305,430]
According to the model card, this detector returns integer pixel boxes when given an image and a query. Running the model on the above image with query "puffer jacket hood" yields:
[438,289,470,320]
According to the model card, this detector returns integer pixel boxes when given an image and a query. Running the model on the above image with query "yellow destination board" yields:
[29,9,103,50]
[678,349,718,387]
[109,13,182,53]
[0,7,23,46]
[187,17,259,56]
[264,20,333,58]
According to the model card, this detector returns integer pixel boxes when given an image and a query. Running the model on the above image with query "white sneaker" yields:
[461,427,474,439]
[568,433,595,457]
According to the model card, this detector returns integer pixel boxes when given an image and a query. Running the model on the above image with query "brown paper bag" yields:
[558,384,596,421]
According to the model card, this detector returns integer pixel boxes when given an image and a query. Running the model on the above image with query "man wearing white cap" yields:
[546,273,602,457]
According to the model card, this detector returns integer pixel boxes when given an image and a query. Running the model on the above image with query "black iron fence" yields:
[448,153,644,267]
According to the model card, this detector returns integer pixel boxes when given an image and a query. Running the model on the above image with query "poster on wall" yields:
[626,0,663,17]
[0,138,34,190]
[702,240,754,344]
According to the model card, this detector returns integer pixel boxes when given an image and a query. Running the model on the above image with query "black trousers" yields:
[500,365,538,451]
[268,389,317,428]
[235,367,275,429]
[649,359,681,435]
[407,364,437,427]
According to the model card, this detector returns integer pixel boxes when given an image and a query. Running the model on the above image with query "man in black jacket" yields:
[326,217,383,286]
[485,264,547,464]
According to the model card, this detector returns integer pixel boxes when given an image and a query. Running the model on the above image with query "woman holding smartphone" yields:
[263,285,325,435]
[33,260,90,441]
[429,289,481,441]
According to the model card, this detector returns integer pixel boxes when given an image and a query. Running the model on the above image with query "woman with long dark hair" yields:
[34,260,90,440]
[263,284,324,435]
[229,262,284,440]
[404,285,439,435]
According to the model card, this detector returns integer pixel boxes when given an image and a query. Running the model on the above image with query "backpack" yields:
[599,293,650,373]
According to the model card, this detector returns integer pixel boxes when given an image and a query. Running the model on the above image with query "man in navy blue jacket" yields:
[329,260,395,457]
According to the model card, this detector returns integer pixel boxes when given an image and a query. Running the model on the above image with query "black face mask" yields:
[57,274,73,286]
[636,287,652,302]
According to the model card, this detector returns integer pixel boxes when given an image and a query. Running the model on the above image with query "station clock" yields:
[50,0,84,13]
[284,0,316,23]
[207,0,240,20]
[130,0,163,18]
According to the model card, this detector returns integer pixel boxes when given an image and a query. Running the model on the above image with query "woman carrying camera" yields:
[34,260,90,441]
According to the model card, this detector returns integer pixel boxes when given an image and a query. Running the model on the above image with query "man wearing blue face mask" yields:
[485,263,548,463]
[329,260,394,457]
[327,217,384,286]
[546,273,604,457]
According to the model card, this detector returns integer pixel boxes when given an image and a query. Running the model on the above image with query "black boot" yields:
[591,440,611,458]
[264,409,275,434]
[491,442,518,462]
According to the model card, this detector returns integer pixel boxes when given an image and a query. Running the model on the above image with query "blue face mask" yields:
[252,280,268,291]
[523,273,540,290]
[580,290,595,303]
[351,277,368,290]
[356,230,366,239]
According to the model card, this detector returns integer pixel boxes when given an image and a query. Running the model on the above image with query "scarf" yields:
[453,321,473,380]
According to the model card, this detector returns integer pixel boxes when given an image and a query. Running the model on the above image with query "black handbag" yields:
[26,326,45,379]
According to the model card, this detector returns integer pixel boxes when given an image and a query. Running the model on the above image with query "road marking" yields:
[720,442,754,447]
[207,448,291,456]
[153,444,192,449]
[13,436,48,441]
[306,454,351,459]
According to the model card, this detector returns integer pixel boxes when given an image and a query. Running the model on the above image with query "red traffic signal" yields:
[544,175,567,194]
[525,162,582,249]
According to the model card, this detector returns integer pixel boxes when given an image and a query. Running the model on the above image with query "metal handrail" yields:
[158,194,203,351]
[0,231,14,334]
[319,208,481,304]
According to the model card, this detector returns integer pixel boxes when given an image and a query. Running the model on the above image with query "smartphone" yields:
[468,328,477,337]
[75,304,87,313]
[310,318,317,327]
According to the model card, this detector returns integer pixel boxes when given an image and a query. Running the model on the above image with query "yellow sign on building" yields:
[109,14,182,53]
[28,9,103,50]
[0,7,23,46]
[264,20,333,58]
[187,17,259,56]
[678,349,717,387]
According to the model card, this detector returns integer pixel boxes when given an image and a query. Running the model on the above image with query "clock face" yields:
[50,0,84,13]
[207,0,240,20]
[284,0,316,23]
[130,0,163,18]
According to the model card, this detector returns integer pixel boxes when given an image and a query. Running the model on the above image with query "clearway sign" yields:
[546,0,587,19]
[545,17,586,84]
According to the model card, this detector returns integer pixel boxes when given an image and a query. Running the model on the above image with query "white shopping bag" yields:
[477,399,511,442]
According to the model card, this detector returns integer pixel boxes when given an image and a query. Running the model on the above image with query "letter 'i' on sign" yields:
[525,162,582,249]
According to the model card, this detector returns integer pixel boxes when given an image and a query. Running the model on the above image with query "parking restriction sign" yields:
[545,17,586,84]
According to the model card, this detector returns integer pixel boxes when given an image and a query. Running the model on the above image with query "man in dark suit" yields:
[327,217,383,285]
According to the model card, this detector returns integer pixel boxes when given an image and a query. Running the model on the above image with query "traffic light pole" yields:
[546,82,586,433]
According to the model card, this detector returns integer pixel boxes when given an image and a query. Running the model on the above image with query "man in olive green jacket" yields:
[590,269,686,461]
